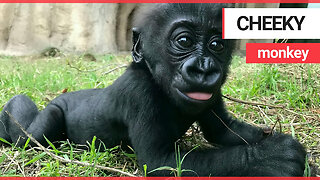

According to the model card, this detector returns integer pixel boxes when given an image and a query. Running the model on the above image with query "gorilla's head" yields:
[132,4,235,114]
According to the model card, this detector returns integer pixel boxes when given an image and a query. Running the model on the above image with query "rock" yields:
[0,3,134,56]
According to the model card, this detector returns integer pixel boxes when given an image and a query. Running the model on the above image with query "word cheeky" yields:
[237,16,305,31]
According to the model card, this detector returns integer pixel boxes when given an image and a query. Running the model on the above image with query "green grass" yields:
[0,54,137,176]
[147,144,199,176]
[0,54,319,176]
[0,55,130,109]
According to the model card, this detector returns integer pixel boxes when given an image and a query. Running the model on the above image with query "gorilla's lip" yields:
[176,89,212,102]
[185,92,213,100]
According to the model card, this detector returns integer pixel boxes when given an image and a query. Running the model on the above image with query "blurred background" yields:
[0,3,319,56]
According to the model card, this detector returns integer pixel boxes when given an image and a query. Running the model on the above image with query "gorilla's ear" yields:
[132,27,143,63]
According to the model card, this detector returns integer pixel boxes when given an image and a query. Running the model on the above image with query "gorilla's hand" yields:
[248,134,306,176]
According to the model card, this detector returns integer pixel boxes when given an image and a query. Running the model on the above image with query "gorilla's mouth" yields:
[185,92,212,101]
[176,89,213,101]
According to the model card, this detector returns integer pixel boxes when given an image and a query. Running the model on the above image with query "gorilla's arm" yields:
[198,95,266,146]
[129,109,305,176]
[120,82,304,176]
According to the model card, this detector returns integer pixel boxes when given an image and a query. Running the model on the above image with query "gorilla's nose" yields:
[181,57,221,88]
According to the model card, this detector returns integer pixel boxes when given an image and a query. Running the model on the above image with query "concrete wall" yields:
[0,3,139,55]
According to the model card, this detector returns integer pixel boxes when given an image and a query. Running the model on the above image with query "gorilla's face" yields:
[133,4,234,114]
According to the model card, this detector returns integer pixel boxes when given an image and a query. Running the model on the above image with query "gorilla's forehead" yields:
[160,4,223,27]
[135,3,226,34]
[160,3,224,17]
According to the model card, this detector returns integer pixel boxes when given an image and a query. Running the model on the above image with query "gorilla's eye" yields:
[176,36,193,49]
[208,39,224,53]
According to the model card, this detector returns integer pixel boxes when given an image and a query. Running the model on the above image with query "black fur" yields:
[0,4,306,176]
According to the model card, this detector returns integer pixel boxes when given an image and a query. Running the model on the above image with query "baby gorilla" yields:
[0,4,306,176]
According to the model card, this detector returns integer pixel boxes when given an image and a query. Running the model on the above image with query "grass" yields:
[0,54,319,176]
[147,144,199,176]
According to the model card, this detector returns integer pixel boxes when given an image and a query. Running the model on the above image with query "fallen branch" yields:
[5,111,136,177]
[223,95,317,121]
[67,62,128,73]
[211,110,249,145]
[102,65,128,75]
[222,94,284,108]
[2,151,25,176]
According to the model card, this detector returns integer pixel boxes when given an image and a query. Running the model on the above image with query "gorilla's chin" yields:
[172,88,215,114]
